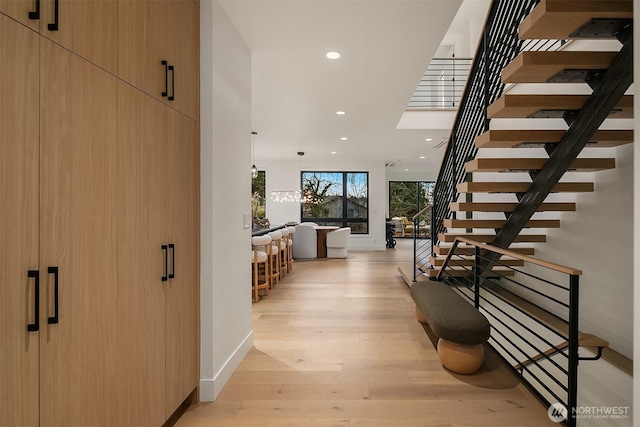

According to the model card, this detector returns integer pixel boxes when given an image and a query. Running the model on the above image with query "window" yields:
[301,171,368,234]
[251,170,266,219]
[389,181,434,221]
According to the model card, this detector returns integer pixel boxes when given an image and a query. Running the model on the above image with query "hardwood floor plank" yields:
[176,240,554,426]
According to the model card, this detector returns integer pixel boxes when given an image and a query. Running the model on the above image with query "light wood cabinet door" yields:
[0,14,40,427]
[39,38,121,426]
[115,84,168,426]
[0,0,117,73]
[165,110,199,415]
[118,0,198,120]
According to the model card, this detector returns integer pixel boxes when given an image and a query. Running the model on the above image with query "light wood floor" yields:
[176,240,556,427]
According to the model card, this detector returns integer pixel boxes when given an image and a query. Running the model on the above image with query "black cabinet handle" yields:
[162,244,168,281]
[168,243,175,279]
[28,0,40,20]
[168,65,175,101]
[161,60,169,97]
[27,270,39,332]
[48,266,59,324]
[47,0,58,31]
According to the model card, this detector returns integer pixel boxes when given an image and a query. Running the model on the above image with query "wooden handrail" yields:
[412,204,432,221]
[453,237,582,275]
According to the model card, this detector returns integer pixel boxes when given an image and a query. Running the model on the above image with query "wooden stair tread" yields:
[502,51,617,83]
[430,256,525,268]
[487,94,633,119]
[434,245,535,256]
[466,158,615,173]
[457,181,594,193]
[444,219,560,229]
[438,233,547,243]
[450,202,576,212]
[475,129,633,149]
[519,0,633,40]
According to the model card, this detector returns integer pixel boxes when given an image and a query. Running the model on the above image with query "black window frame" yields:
[300,171,369,234]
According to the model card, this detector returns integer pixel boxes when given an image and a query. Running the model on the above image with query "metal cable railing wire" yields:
[430,0,542,255]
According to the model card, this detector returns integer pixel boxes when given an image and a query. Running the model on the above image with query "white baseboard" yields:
[199,330,254,402]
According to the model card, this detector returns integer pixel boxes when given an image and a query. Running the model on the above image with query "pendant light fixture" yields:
[251,131,259,179]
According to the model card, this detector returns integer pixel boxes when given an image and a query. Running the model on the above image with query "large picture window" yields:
[301,171,369,234]
[389,181,434,220]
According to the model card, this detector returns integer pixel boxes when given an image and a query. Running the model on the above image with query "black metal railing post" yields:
[567,274,580,427]
[474,246,480,308]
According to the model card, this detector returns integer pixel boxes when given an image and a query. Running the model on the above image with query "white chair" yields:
[292,223,317,259]
[251,235,271,302]
[326,227,351,258]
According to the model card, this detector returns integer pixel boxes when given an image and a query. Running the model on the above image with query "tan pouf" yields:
[437,338,484,374]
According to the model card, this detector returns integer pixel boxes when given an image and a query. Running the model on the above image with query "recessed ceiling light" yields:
[336,110,346,115]
[326,51,341,59]
[419,156,426,159]
[425,138,433,141]
[404,168,409,171]
[340,137,348,141]
[331,151,337,155]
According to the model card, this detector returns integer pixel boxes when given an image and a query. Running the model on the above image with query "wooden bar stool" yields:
[251,235,271,302]
[279,228,290,278]
[267,230,282,288]
[286,226,295,272]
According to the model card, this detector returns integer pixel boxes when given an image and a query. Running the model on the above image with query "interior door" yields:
[39,37,121,426]
[0,13,40,427]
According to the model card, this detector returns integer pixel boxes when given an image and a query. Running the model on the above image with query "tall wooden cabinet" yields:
[0,2,199,425]
[0,15,40,427]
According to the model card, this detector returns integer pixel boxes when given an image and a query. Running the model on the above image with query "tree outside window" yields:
[301,171,368,233]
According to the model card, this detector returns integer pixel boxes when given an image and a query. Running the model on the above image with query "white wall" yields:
[259,158,387,250]
[200,0,253,401]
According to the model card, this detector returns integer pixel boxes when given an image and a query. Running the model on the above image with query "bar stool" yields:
[279,227,290,278]
[287,226,295,272]
[251,235,271,302]
[267,230,282,288]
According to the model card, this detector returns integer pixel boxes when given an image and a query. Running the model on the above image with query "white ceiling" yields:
[219,0,475,176]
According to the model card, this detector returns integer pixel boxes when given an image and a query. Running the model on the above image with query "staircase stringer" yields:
[481,34,633,269]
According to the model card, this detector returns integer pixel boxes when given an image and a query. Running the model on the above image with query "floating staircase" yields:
[427,0,633,278]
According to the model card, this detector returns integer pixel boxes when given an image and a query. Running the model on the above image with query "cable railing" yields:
[430,0,556,256]
[437,237,607,427]
[410,205,432,281]
[408,57,473,109]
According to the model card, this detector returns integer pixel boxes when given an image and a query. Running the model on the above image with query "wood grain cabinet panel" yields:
[1,6,199,425]
[118,0,199,119]
[39,37,121,427]
[0,14,40,427]
[165,110,199,415]
[0,0,118,73]
[116,84,169,427]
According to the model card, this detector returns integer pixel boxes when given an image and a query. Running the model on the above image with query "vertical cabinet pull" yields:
[27,270,40,332]
[168,65,175,101]
[28,0,40,20]
[161,60,169,97]
[168,243,175,279]
[48,266,59,324]
[162,245,168,281]
[48,0,59,31]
